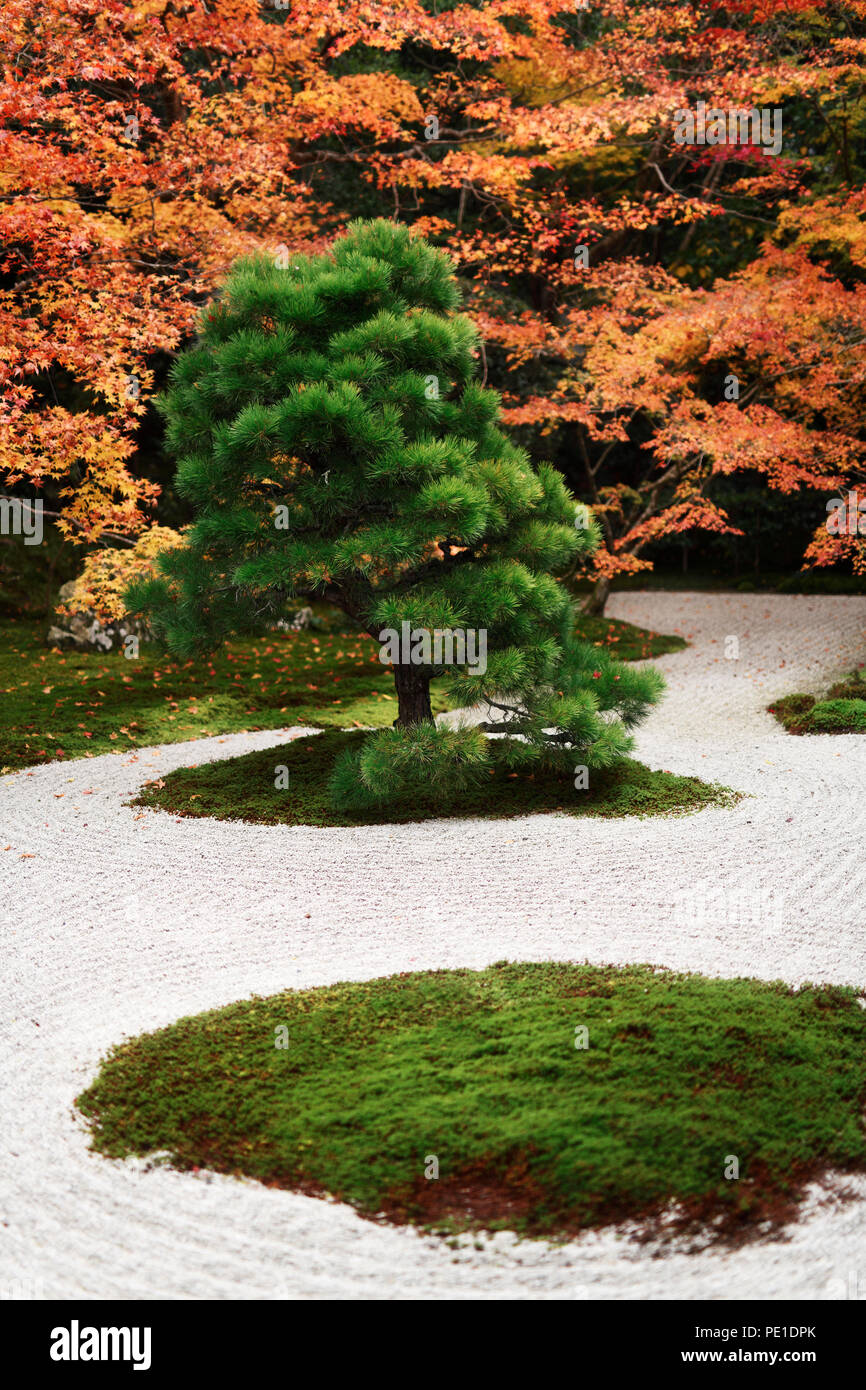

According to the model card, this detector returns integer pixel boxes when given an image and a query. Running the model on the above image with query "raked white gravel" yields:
[2,591,866,1301]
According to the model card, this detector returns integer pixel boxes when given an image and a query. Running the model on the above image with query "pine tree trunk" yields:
[582,576,611,617]
[393,664,434,728]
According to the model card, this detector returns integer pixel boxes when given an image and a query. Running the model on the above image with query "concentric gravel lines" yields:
[2,592,866,1299]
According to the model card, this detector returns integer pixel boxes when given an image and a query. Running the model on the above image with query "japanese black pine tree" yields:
[130,219,663,806]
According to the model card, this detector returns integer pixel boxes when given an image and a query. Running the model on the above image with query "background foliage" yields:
[2,0,865,613]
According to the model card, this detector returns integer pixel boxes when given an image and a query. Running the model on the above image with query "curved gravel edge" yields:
[2,591,866,1300]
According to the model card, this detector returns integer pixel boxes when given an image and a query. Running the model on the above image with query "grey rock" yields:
[47,582,150,652]
[272,606,314,632]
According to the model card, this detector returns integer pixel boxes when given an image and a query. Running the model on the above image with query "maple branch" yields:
[810,96,850,184]
[647,163,681,197]
[36,510,138,546]
[576,432,615,554]
[678,160,725,258]
[625,456,701,551]
[589,441,617,480]
[736,337,866,409]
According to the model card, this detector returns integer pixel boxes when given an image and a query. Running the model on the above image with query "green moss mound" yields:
[769,672,866,734]
[571,612,688,662]
[808,698,866,732]
[130,729,737,826]
[77,963,866,1242]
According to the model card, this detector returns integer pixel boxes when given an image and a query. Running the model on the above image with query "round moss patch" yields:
[78,963,866,1242]
[130,729,738,827]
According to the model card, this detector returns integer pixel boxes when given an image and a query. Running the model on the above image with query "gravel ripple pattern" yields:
[2,592,866,1300]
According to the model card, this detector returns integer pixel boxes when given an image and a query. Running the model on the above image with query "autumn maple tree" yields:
[2,0,865,607]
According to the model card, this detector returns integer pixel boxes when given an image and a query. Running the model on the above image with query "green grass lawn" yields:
[0,618,440,771]
[768,671,866,735]
[77,962,866,1243]
[131,729,736,826]
[0,610,686,771]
